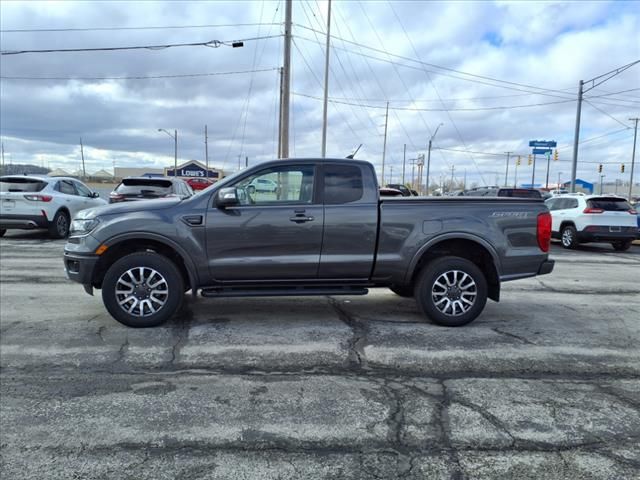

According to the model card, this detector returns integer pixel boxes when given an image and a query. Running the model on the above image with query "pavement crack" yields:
[96,326,106,343]
[438,380,464,479]
[328,297,369,370]
[454,397,517,448]
[113,336,129,365]
[170,308,192,365]
[491,327,536,345]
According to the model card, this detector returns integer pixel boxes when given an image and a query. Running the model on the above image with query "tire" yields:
[612,240,632,251]
[102,252,184,328]
[414,256,488,327]
[389,284,414,297]
[48,210,70,239]
[0,229,6,237]
[561,225,578,249]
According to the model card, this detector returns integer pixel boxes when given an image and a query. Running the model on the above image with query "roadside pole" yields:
[204,125,209,179]
[544,151,551,189]
[504,151,511,187]
[629,118,638,201]
[531,154,536,186]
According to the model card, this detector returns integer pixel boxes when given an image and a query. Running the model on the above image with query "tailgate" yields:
[0,192,42,216]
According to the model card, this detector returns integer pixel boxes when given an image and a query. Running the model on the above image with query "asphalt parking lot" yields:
[1,231,639,479]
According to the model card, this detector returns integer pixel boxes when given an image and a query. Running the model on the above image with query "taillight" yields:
[24,194,52,202]
[109,192,124,202]
[583,208,604,214]
[537,212,551,253]
[629,209,637,215]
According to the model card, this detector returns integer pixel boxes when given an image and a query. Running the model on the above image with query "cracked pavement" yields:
[1,232,639,479]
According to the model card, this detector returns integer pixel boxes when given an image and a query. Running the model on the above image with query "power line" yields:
[0,67,279,81]
[0,22,281,33]
[0,34,282,55]
[584,100,634,128]
[292,91,577,111]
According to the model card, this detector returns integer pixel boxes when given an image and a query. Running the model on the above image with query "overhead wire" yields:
[0,67,279,81]
[0,34,283,55]
[0,23,281,33]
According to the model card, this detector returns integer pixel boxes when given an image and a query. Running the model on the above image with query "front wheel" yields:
[612,240,632,251]
[102,252,184,328]
[414,256,488,327]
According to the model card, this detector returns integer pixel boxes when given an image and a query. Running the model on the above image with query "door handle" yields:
[289,213,314,223]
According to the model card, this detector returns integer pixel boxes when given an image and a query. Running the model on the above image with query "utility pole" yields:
[544,151,551,189]
[389,165,393,184]
[80,137,86,179]
[531,154,537,187]
[381,101,389,184]
[1,142,5,173]
[410,158,417,191]
[449,165,455,192]
[402,144,406,184]
[504,151,512,187]
[320,0,332,158]
[417,154,424,194]
[463,169,467,190]
[277,67,284,157]
[600,174,605,195]
[514,156,519,188]
[426,123,443,197]
[570,60,639,192]
[204,125,209,178]
[158,129,178,175]
[629,118,638,201]
[280,0,292,159]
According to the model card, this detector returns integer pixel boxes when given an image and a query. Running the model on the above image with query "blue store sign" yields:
[166,161,220,179]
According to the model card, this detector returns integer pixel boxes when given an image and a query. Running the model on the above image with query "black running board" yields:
[201,286,369,298]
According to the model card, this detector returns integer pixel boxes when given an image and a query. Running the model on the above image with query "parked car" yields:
[247,178,278,194]
[109,177,194,203]
[385,184,413,196]
[545,194,637,250]
[64,158,553,328]
[0,175,106,238]
[462,187,543,199]
[185,177,214,191]
[379,187,404,197]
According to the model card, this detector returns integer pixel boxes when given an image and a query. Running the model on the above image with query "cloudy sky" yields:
[1,0,639,187]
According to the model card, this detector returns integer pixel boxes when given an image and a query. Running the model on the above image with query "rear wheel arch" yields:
[92,237,196,292]
[408,236,500,302]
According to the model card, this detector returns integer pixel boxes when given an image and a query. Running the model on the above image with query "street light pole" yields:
[426,123,443,197]
[158,128,178,175]
[503,151,512,187]
[629,118,639,201]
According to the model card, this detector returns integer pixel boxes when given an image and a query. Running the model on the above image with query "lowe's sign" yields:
[165,161,220,179]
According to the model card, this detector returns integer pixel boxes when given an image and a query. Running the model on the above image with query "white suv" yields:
[0,175,106,238]
[545,194,637,251]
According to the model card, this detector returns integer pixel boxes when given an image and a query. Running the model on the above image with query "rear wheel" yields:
[414,256,488,327]
[561,225,578,249]
[612,240,632,251]
[389,285,414,297]
[102,252,184,328]
[48,210,70,239]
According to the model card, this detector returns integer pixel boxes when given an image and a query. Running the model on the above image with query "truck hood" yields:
[76,198,182,219]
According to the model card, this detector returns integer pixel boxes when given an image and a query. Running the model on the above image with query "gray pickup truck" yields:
[64,158,554,328]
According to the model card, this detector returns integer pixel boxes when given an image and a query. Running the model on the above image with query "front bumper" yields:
[0,214,49,230]
[64,251,99,294]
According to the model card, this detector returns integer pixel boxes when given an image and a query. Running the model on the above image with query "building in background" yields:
[164,160,224,181]
[114,167,164,180]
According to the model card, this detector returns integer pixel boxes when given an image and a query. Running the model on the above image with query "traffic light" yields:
[516,156,521,166]
[528,154,532,165]
[621,164,625,173]
[553,150,558,161]
[598,164,603,173]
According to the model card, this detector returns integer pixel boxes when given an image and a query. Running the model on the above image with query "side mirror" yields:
[216,187,240,207]
[91,192,100,198]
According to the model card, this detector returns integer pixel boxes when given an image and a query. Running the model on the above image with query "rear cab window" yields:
[323,164,364,204]
[0,177,48,192]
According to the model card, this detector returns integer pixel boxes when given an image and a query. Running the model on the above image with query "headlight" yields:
[70,218,100,235]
